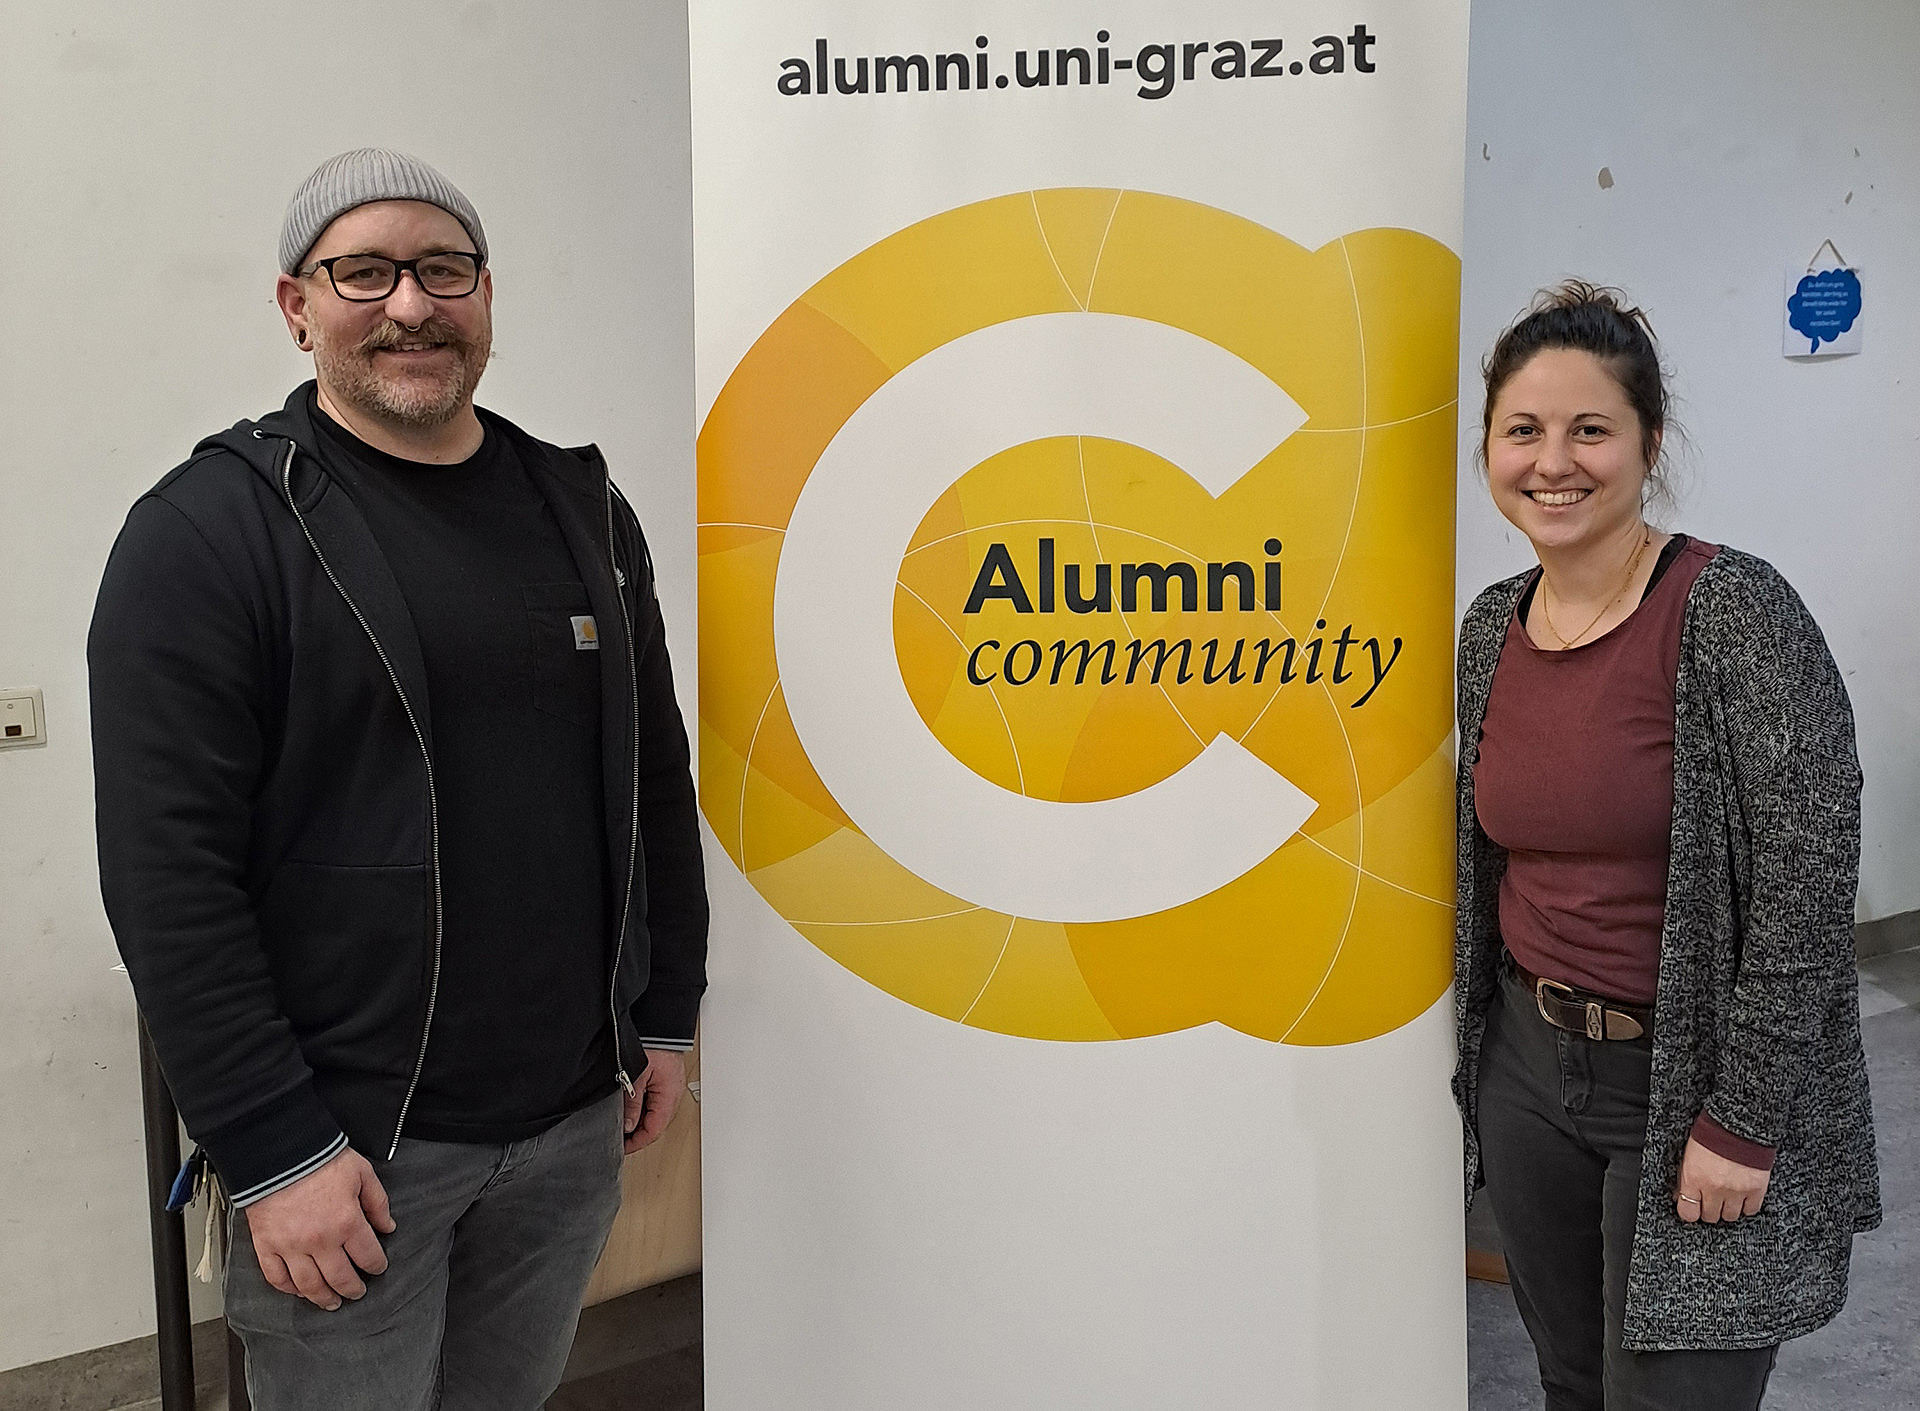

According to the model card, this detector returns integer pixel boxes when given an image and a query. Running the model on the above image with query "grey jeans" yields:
[224,1091,626,1411]
[1478,967,1778,1410]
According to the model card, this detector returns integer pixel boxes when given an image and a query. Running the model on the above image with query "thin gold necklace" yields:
[1539,529,1652,649]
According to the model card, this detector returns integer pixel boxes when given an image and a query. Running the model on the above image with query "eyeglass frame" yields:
[298,250,486,303]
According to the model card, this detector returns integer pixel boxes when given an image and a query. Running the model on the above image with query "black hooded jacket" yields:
[89,385,707,1203]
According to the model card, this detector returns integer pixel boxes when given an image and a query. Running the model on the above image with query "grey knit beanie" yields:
[279,148,488,274]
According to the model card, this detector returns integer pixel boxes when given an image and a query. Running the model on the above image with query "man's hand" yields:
[1674,1136,1770,1224]
[623,1049,687,1154]
[243,1148,394,1310]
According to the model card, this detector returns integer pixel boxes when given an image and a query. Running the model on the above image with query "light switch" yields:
[0,688,45,748]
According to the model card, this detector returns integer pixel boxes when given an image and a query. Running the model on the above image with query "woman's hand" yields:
[1674,1136,1769,1223]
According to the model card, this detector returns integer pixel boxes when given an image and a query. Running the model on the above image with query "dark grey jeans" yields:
[1478,965,1778,1411]
[224,1091,625,1411]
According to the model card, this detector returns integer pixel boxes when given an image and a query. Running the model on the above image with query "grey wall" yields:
[0,0,695,1372]
[1457,0,1920,921]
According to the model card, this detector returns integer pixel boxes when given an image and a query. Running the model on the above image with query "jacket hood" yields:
[192,382,327,496]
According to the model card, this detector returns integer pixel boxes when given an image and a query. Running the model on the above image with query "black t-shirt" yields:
[310,401,616,1143]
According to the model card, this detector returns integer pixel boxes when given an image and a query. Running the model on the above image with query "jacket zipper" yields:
[606,477,643,1095]
[274,439,445,1158]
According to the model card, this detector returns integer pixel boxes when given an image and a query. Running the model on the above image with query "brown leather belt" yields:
[1513,961,1654,1041]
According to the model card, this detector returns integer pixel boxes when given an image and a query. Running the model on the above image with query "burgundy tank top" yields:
[1473,537,1720,1005]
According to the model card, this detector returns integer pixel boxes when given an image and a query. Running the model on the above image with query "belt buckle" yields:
[1533,977,1608,1040]
[1533,976,1574,1029]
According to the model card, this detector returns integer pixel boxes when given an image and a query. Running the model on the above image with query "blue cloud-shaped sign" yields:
[1788,268,1862,353]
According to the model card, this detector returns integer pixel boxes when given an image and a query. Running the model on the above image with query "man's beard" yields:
[312,314,491,429]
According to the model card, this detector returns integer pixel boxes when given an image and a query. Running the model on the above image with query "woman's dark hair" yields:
[1480,281,1676,516]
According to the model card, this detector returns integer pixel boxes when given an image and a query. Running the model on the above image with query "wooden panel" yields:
[1465,1247,1509,1284]
[583,1044,703,1305]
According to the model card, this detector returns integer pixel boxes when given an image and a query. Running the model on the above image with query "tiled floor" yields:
[547,1344,702,1411]
[545,1276,702,1411]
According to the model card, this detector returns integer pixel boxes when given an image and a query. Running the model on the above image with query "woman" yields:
[1451,282,1879,1409]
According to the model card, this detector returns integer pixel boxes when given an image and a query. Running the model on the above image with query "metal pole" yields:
[137,1014,197,1411]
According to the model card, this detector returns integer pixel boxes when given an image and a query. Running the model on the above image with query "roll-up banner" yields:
[692,3,1470,1406]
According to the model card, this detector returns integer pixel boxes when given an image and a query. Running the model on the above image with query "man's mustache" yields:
[359,316,471,352]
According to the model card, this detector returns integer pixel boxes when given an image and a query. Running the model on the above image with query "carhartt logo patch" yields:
[571,615,600,651]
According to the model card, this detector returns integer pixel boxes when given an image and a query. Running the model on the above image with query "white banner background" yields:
[692,4,1471,1406]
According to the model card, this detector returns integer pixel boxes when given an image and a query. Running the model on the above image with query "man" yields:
[89,149,707,1410]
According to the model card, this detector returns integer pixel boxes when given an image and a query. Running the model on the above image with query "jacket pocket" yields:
[259,861,430,1078]
[523,582,601,729]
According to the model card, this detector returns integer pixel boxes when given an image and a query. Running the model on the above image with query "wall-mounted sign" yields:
[1785,242,1863,358]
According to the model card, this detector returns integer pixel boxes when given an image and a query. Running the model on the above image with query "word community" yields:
[964,627,1400,709]
[779,27,1380,103]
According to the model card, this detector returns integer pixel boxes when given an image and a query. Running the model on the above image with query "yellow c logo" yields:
[699,189,1457,1045]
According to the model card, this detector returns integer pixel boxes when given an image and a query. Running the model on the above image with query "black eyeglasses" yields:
[301,251,483,302]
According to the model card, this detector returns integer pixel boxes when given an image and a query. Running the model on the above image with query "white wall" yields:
[0,0,695,1372]
[3,0,1916,1377]
[1458,0,1920,921]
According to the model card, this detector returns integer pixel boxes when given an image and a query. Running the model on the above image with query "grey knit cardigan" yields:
[1452,546,1880,1351]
